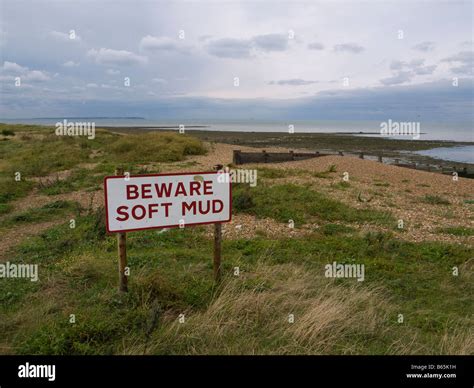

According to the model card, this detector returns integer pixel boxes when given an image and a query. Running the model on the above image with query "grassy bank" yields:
[0,123,472,355]
[0,210,472,355]
[0,123,206,209]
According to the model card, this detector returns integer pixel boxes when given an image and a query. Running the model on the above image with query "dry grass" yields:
[123,264,391,355]
[438,326,474,355]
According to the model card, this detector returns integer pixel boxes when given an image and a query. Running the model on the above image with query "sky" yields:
[0,0,473,121]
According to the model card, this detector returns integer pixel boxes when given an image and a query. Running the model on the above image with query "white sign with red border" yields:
[104,171,232,233]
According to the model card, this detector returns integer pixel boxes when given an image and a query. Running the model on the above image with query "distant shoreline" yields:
[107,127,474,167]
[1,122,473,166]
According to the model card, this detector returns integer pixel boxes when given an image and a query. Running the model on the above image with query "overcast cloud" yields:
[0,0,472,120]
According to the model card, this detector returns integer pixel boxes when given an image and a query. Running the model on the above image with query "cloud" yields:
[24,70,50,81]
[269,79,318,86]
[252,33,288,52]
[412,41,435,52]
[1,61,50,82]
[389,60,403,70]
[402,59,435,74]
[442,51,473,75]
[2,61,28,73]
[307,42,324,50]
[0,28,6,47]
[412,65,436,75]
[206,38,253,58]
[139,35,189,53]
[63,61,79,67]
[106,69,120,75]
[87,48,147,65]
[380,71,413,85]
[14,78,469,122]
[333,43,364,53]
[206,33,290,58]
[1,0,472,119]
[383,59,437,84]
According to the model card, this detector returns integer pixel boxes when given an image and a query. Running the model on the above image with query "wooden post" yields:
[115,168,128,292]
[117,232,128,292]
[213,223,222,282]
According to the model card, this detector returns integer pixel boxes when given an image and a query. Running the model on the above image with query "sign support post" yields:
[115,168,128,292]
[213,223,222,282]
[104,170,232,291]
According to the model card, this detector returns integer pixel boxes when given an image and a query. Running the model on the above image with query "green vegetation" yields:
[0,123,206,178]
[0,123,471,356]
[0,176,34,207]
[109,132,206,163]
[373,181,390,187]
[312,164,338,179]
[0,123,207,213]
[438,226,474,237]
[331,181,351,190]
[421,195,451,205]
[233,183,394,226]
[38,169,102,195]
[0,200,82,228]
[0,210,471,355]
[257,167,306,179]
[321,223,356,236]
[0,203,13,215]
[1,129,15,136]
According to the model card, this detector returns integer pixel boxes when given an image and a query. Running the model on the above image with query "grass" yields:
[38,169,102,195]
[312,164,337,179]
[321,223,356,236]
[0,210,471,355]
[0,203,13,215]
[421,195,451,205]
[0,122,472,356]
[233,183,394,226]
[0,124,206,178]
[108,132,206,163]
[1,129,15,136]
[373,181,390,187]
[0,200,82,228]
[257,167,307,179]
[0,176,34,204]
[331,181,351,190]
[437,226,474,237]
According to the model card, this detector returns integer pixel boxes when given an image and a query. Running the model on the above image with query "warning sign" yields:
[104,171,232,233]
